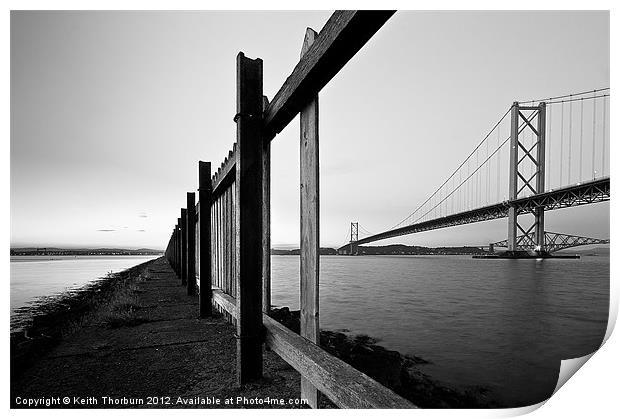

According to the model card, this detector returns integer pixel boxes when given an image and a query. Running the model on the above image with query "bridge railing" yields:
[163,10,413,409]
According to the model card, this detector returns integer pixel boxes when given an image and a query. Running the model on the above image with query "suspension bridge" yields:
[339,89,610,257]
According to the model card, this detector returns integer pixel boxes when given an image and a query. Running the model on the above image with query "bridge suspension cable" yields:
[358,225,375,237]
[411,110,540,224]
[359,88,610,247]
[387,105,513,230]
[546,89,609,190]
[518,87,609,105]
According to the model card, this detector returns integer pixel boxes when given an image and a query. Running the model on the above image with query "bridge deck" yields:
[342,177,609,250]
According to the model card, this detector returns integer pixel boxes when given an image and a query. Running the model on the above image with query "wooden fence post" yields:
[234,52,264,385]
[174,225,178,274]
[262,96,271,315]
[181,208,187,285]
[176,219,182,277]
[174,227,178,272]
[171,227,176,271]
[299,27,320,408]
[187,193,197,296]
[199,161,213,317]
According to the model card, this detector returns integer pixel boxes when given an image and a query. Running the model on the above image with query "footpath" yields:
[11,257,307,409]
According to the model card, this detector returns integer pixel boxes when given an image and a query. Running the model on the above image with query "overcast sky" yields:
[10,10,609,249]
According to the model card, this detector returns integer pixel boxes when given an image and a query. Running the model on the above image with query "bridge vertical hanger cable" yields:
[439,186,442,217]
[560,102,564,185]
[568,96,573,183]
[467,159,471,210]
[547,103,552,191]
[475,150,481,207]
[452,176,455,214]
[602,97,606,176]
[486,138,490,205]
[579,98,584,181]
[459,169,462,212]
[592,94,597,179]
[497,125,501,201]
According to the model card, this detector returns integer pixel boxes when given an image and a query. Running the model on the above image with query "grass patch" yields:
[91,276,152,329]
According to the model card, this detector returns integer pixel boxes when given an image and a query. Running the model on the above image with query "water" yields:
[10,253,608,407]
[271,254,609,407]
[10,255,158,328]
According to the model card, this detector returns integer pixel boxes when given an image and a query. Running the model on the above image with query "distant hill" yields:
[354,244,487,256]
[577,246,610,256]
[272,244,487,256]
[272,247,338,256]
[10,247,163,256]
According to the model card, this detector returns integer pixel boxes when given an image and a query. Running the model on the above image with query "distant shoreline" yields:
[272,244,490,256]
[10,248,163,256]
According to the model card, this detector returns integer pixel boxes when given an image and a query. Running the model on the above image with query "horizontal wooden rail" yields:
[213,288,237,318]
[263,10,395,141]
[211,288,415,409]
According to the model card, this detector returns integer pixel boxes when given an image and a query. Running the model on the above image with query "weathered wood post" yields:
[234,52,264,385]
[176,219,182,276]
[173,227,177,271]
[171,228,175,269]
[181,209,187,285]
[177,223,182,275]
[171,228,174,267]
[262,96,271,315]
[187,192,197,296]
[299,27,320,408]
[199,161,213,317]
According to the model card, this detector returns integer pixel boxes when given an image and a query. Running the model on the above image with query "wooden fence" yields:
[164,10,413,409]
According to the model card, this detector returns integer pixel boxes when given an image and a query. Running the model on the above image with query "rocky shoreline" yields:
[10,259,155,381]
[269,307,501,408]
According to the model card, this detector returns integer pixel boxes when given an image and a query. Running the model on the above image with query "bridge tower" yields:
[508,101,546,254]
[350,222,359,255]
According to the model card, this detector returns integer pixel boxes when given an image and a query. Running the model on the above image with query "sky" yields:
[10,10,610,250]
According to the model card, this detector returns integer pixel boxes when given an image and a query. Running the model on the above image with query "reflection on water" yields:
[271,254,609,407]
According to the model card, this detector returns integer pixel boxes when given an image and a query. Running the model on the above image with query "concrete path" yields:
[12,257,307,409]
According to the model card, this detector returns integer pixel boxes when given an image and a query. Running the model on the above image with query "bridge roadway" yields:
[340,177,610,251]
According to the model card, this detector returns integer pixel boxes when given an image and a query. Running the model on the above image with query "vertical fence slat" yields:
[299,28,320,408]
[217,194,222,314]
[220,194,224,295]
[228,186,234,297]
[232,179,237,299]
[226,187,231,296]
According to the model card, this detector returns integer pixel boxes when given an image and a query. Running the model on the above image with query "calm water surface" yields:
[10,255,158,324]
[271,254,609,407]
[10,254,608,407]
